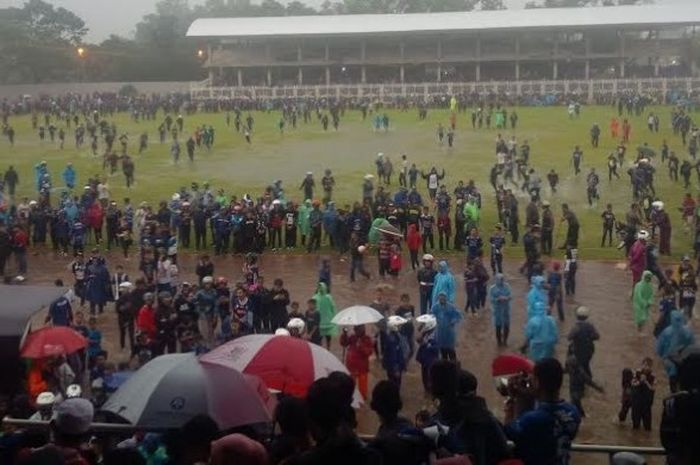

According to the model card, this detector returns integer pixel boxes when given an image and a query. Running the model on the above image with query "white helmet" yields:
[202,276,214,284]
[287,317,306,332]
[274,328,291,336]
[272,199,281,206]
[364,174,374,180]
[357,245,367,254]
[29,200,38,206]
[36,391,56,407]
[387,315,408,331]
[651,201,664,210]
[171,193,180,201]
[636,230,649,240]
[422,254,434,262]
[415,314,437,333]
[66,384,82,398]
[118,281,133,290]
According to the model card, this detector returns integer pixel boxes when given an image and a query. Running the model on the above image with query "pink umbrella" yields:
[201,334,360,402]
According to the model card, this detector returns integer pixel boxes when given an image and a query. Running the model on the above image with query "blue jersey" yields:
[506,400,581,465]
[465,236,483,259]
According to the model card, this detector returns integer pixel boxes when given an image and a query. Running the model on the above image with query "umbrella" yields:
[332,305,385,326]
[201,334,361,403]
[375,223,402,238]
[491,354,534,377]
[102,353,275,429]
[20,327,87,359]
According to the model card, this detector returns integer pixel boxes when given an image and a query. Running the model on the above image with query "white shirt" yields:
[428,174,439,189]
[97,183,110,200]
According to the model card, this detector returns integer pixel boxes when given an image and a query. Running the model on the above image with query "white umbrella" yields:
[332,305,385,326]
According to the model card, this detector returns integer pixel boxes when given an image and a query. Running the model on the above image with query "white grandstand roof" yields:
[186,5,700,39]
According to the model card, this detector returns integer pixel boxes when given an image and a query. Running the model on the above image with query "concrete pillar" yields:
[267,69,272,86]
[437,64,442,82]
[298,67,303,85]
[361,66,366,84]
[361,40,366,61]
[475,63,481,82]
[325,67,330,85]
[552,34,559,79]
[400,65,404,83]
[400,42,405,60]
[553,61,558,80]
[515,62,520,80]
[619,32,626,78]
[324,41,329,61]
[237,69,243,86]
[297,44,302,62]
[208,69,214,83]
[436,39,442,82]
[585,60,590,80]
[265,43,271,61]
[654,60,660,77]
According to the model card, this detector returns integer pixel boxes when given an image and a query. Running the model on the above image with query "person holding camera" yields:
[505,358,581,465]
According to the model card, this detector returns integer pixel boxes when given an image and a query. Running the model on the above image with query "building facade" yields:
[187,6,700,87]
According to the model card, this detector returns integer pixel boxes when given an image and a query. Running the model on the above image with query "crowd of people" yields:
[1,90,700,465]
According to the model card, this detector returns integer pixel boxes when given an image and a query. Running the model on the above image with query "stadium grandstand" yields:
[187,5,700,89]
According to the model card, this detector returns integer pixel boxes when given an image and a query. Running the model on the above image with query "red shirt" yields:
[340,332,374,374]
[406,225,422,251]
[136,305,157,339]
[13,229,28,248]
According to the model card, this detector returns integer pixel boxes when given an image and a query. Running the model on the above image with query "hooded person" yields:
[431,260,456,306]
[523,300,559,362]
[489,273,513,346]
[526,275,547,321]
[298,199,312,246]
[656,310,696,392]
[431,291,463,361]
[628,230,648,285]
[322,202,338,246]
[633,270,655,332]
[313,282,337,349]
[62,163,77,190]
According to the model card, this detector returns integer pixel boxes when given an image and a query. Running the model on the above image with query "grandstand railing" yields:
[1,416,669,463]
[190,77,700,102]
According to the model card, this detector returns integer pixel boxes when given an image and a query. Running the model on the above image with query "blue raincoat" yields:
[524,301,558,362]
[322,203,338,242]
[489,273,512,328]
[62,166,76,189]
[432,298,462,350]
[432,261,457,306]
[527,275,547,320]
[656,310,696,377]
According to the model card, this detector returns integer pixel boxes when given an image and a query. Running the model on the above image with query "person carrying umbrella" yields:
[313,282,337,350]
[340,325,374,399]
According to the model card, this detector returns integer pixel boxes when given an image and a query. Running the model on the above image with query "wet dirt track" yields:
[20,249,697,465]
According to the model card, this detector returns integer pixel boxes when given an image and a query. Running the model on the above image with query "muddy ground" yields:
[19,249,696,464]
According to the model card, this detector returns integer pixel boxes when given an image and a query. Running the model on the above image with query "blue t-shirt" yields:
[505,400,581,465]
[48,297,72,326]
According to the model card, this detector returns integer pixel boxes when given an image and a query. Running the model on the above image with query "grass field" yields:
[2,104,695,259]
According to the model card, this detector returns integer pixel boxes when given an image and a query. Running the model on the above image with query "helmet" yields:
[651,201,664,210]
[272,199,281,206]
[636,230,649,240]
[172,193,180,201]
[541,200,551,207]
[118,281,133,290]
[287,318,306,335]
[575,306,590,319]
[66,384,82,398]
[274,328,291,336]
[415,314,437,333]
[36,391,56,407]
[143,292,154,302]
[29,200,38,206]
[364,174,374,180]
[387,315,408,331]
[202,276,214,284]
[422,254,434,262]
[357,245,367,254]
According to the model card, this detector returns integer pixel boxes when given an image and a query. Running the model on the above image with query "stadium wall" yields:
[0,81,195,100]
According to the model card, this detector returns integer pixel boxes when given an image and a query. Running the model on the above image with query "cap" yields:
[52,398,94,435]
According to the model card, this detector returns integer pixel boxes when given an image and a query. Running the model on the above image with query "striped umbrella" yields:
[201,334,361,402]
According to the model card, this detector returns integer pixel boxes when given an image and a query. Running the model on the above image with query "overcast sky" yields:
[0,0,696,42]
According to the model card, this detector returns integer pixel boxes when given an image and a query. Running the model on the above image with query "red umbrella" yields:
[201,334,360,402]
[20,327,87,359]
[491,354,534,377]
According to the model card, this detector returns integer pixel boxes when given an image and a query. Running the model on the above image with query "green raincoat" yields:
[632,270,654,326]
[298,199,312,236]
[313,282,337,337]
[463,201,480,231]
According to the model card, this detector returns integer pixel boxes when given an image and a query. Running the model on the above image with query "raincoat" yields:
[62,165,76,189]
[489,273,512,327]
[526,275,547,320]
[432,298,462,350]
[656,310,696,377]
[313,282,337,337]
[463,201,480,231]
[298,199,312,237]
[432,261,456,306]
[628,239,647,284]
[322,203,338,241]
[85,261,110,306]
[633,270,654,326]
[524,301,558,362]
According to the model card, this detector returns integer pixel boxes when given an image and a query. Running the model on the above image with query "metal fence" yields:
[190,77,700,102]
